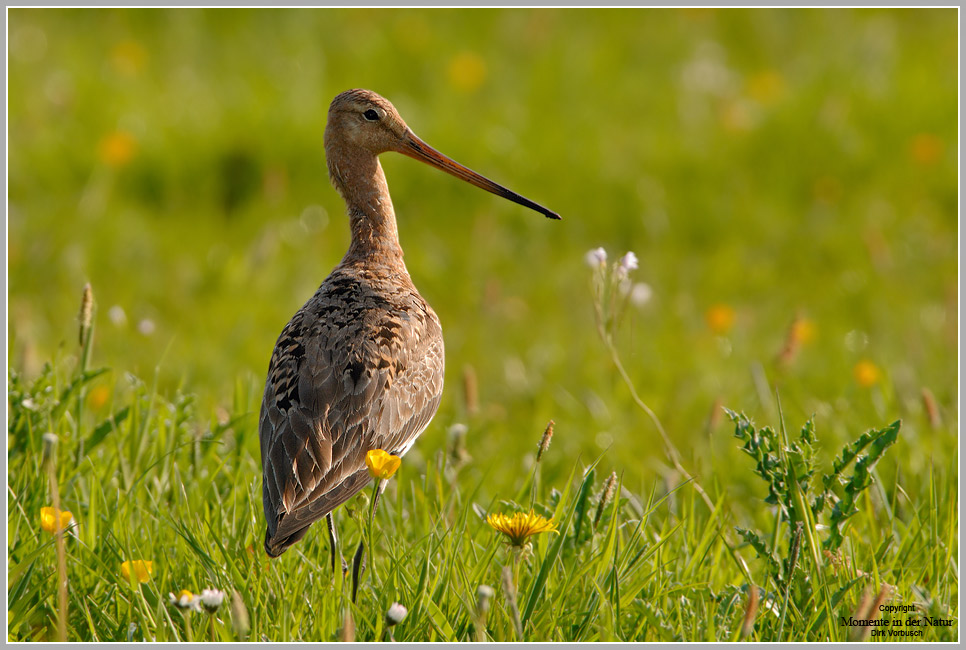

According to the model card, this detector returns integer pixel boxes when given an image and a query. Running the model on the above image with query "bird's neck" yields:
[327,146,405,265]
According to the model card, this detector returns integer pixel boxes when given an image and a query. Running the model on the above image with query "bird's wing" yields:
[259,277,443,554]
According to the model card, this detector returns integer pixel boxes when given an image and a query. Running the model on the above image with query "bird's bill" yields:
[397,130,561,220]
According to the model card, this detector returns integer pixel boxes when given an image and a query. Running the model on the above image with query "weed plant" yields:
[7,7,958,643]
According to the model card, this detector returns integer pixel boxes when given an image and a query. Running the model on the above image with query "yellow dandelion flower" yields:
[778,315,817,365]
[87,384,111,410]
[705,303,736,335]
[909,133,943,166]
[98,130,137,167]
[121,560,153,584]
[111,40,146,76]
[40,506,73,535]
[853,360,881,388]
[365,449,401,480]
[791,317,817,345]
[486,510,558,548]
[447,51,487,93]
[747,70,784,105]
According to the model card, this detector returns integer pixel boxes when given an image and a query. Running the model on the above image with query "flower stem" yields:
[43,436,68,642]
[501,563,523,640]
[592,281,715,513]
[367,479,379,577]
[182,612,193,643]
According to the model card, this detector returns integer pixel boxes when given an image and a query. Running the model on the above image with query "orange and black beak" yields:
[396,130,561,220]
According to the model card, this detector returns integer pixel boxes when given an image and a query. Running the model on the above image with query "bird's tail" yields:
[264,525,312,558]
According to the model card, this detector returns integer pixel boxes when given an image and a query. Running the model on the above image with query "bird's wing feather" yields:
[260,271,443,554]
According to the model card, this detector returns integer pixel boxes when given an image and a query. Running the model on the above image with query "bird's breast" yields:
[266,267,443,420]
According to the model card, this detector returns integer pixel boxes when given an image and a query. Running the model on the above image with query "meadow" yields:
[7,8,958,642]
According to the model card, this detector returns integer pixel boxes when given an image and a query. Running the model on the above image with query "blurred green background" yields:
[8,8,957,495]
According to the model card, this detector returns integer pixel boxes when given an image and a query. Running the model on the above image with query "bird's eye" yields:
[363,109,380,121]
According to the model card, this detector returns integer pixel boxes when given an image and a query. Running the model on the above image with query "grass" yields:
[7,7,958,642]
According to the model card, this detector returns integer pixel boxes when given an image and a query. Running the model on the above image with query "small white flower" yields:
[108,305,127,327]
[137,319,155,336]
[199,588,225,614]
[617,251,639,275]
[585,247,608,268]
[630,282,653,307]
[385,602,408,626]
[448,423,468,440]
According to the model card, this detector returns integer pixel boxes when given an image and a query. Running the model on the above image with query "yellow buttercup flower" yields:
[853,360,882,388]
[121,560,153,584]
[909,133,943,166]
[98,130,137,167]
[111,40,147,76]
[366,449,401,480]
[705,303,736,335]
[40,507,73,535]
[486,510,558,548]
[747,69,785,105]
[447,51,487,93]
[790,317,816,345]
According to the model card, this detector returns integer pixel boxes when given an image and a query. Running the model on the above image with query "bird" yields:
[259,89,560,564]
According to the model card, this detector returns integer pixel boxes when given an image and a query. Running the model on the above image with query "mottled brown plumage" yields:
[261,89,559,557]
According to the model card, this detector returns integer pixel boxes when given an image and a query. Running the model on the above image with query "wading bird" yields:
[259,89,559,580]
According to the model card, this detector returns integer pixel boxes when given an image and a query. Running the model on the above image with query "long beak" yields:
[396,130,561,220]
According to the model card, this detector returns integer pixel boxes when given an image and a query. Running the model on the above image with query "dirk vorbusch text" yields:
[840,605,955,638]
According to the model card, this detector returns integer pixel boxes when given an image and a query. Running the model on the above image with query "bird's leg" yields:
[351,480,389,603]
[326,514,346,577]
[350,540,365,603]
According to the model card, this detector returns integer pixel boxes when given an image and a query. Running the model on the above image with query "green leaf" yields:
[51,367,109,421]
[521,457,598,629]
[571,466,595,545]
[824,421,901,551]
[83,406,131,454]
[735,526,783,582]
[422,598,455,641]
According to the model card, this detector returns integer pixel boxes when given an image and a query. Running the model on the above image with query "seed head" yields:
[593,471,618,529]
[536,420,554,462]
[341,609,355,642]
[231,590,250,639]
[79,283,94,346]
[41,433,58,468]
[921,387,941,428]
[462,365,478,415]
[740,585,759,639]
[476,585,495,615]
